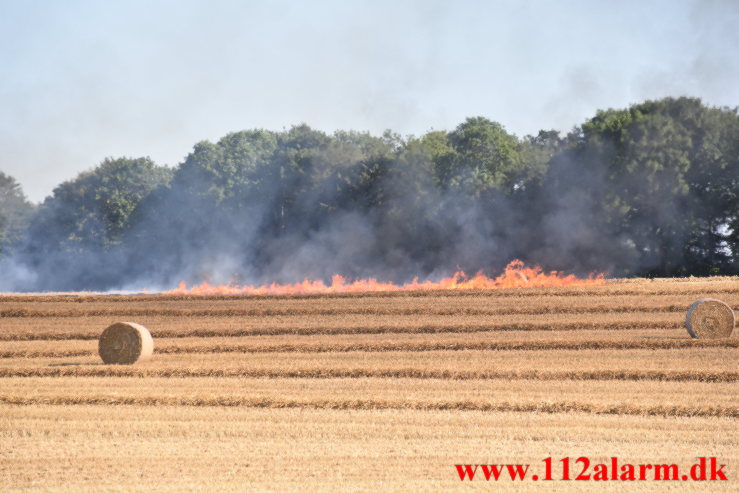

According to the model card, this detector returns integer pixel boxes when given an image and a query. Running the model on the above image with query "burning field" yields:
[165,260,606,295]
[0,272,737,490]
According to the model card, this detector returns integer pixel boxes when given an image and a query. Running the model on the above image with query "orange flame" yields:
[165,260,605,295]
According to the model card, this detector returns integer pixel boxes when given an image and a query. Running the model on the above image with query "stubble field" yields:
[0,277,737,491]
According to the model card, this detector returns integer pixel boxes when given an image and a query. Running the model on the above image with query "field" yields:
[1,277,737,491]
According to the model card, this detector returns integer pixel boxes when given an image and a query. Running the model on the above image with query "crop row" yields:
[0,394,734,418]
[3,304,731,318]
[0,367,735,382]
[0,320,682,341]
[2,337,735,359]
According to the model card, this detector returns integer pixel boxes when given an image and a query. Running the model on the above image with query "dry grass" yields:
[1,405,736,492]
[2,332,734,358]
[2,346,736,373]
[1,366,736,382]
[0,276,737,490]
[2,301,736,318]
[0,316,683,342]
[1,376,737,417]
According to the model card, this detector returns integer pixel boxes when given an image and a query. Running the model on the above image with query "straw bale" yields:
[685,299,735,339]
[98,322,154,364]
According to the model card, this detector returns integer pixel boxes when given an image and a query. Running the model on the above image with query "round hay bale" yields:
[685,299,735,339]
[98,322,154,364]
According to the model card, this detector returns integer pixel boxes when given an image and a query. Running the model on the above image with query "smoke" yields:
[1,96,736,292]
[0,258,37,292]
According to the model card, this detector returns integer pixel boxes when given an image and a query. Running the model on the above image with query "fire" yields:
[165,260,605,295]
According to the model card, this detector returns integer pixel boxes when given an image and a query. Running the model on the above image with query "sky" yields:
[1,0,737,203]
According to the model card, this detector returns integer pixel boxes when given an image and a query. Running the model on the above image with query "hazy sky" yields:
[1,0,737,202]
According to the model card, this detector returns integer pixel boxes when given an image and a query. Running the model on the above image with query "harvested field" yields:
[1,276,737,491]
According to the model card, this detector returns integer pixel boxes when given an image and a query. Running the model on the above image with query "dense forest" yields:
[0,97,737,291]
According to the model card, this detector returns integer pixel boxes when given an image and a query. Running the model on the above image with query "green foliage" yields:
[0,172,34,257]
[435,117,524,195]
[576,97,739,274]
[519,130,564,188]
[174,129,278,205]
[9,96,739,290]
[30,157,172,252]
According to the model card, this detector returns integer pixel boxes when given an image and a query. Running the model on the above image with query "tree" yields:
[0,172,34,257]
[5,98,738,292]
[518,130,562,189]
[442,117,523,195]
[681,102,739,274]
[573,97,738,275]
[265,125,371,232]
[173,129,278,207]
[27,157,171,254]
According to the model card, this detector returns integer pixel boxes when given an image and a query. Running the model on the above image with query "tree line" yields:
[0,97,737,291]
